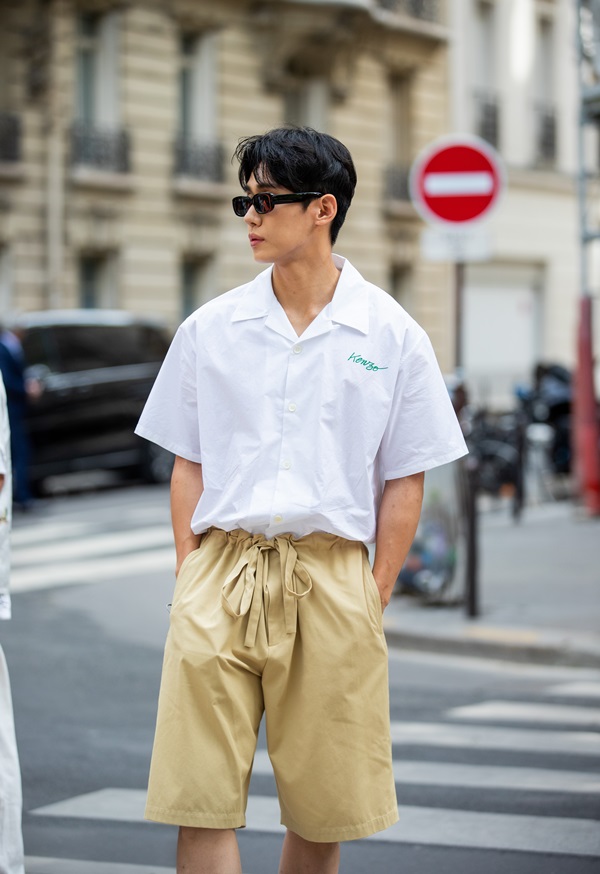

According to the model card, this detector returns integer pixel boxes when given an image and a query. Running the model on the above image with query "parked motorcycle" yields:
[515,363,572,476]
[460,406,526,520]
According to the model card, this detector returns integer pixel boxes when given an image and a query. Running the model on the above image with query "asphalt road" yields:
[2,483,599,873]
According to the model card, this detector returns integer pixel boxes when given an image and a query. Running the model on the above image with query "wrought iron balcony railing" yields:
[174,138,225,182]
[0,112,22,163]
[377,0,441,23]
[533,102,557,166]
[70,123,130,173]
[384,164,411,201]
[473,90,500,150]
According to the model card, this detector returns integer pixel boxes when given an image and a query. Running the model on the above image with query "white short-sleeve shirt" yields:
[136,255,467,543]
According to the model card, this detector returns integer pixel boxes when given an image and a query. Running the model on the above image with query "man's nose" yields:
[244,207,261,227]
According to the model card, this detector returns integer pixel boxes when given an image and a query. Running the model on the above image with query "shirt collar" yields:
[231,255,369,336]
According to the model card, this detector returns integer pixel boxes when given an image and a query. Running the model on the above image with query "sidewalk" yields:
[383,499,600,667]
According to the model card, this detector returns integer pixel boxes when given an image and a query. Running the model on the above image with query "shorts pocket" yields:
[170,545,203,613]
[361,553,384,634]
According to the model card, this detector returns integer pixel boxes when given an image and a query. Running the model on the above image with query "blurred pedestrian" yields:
[0,372,25,874]
[0,323,42,510]
[137,127,467,874]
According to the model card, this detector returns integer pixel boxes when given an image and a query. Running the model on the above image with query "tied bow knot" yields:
[221,537,312,648]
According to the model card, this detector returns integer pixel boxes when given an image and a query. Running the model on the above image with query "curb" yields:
[383,627,600,668]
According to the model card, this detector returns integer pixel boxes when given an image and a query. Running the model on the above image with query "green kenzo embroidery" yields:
[348,352,388,372]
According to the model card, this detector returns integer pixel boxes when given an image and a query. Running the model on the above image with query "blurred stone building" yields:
[450,0,600,407]
[0,0,456,368]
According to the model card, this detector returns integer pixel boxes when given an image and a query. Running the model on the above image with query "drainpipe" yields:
[45,0,65,308]
[574,0,600,515]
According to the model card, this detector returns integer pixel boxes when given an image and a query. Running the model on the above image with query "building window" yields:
[376,1,440,23]
[72,11,129,173]
[284,78,330,130]
[181,256,216,318]
[390,265,413,313]
[533,17,557,166]
[472,1,500,149]
[385,75,412,201]
[175,32,223,182]
[0,112,21,163]
[79,254,118,309]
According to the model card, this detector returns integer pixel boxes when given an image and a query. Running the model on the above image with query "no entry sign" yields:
[409,136,505,226]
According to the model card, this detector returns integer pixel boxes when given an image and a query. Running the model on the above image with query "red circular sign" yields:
[410,136,504,225]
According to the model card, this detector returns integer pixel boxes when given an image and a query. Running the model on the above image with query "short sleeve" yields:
[378,333,468,480]
[135,324,202,463]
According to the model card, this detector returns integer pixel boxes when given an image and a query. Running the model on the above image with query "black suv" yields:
[17,310,174,490]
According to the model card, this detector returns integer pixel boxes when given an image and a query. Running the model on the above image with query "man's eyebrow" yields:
[244,181,279,193]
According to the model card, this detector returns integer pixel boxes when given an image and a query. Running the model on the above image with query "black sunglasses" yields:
[232,191,322,217]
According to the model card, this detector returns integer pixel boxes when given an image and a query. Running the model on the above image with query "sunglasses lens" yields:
[254,193,274,214]
[232,197,249,217]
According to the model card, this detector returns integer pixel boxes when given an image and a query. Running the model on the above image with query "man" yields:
[0,372,25,874]
[136,126,467,874]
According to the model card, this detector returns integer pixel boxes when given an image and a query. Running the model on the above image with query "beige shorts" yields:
[145,527,398,843]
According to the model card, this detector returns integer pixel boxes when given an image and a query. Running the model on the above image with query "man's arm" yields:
[170,455,204,575]
[372,472,425,610]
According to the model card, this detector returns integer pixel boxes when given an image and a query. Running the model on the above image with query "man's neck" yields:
[271,251,341,337]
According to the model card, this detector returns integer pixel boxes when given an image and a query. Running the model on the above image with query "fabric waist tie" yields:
[220,535,313,648]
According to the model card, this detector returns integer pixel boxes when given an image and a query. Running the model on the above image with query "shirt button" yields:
[282,460,291,470]
[273,514,283,523]
[288,402,297,412]
[292,344,302,354]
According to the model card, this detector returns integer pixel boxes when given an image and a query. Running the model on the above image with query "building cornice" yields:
[69,167,136,193]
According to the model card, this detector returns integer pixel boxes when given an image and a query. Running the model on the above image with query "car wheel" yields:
[141,443,174,484]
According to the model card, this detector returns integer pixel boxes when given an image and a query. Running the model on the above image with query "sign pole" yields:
[454,261,465,371]
[410,135,506,621]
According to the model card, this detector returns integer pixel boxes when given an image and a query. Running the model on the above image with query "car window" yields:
[21,327,60,371]
[52,325,170,372]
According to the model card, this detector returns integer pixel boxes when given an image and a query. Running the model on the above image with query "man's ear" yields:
[314,194,337,230]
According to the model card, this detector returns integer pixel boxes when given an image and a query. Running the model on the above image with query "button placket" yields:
[270,342,307,525]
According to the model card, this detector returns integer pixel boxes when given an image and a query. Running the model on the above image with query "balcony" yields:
[376,0,441,23]
[533,102,557,167]
[473,90,500,150]
[174,139,224,183]
[70,123,130,174]
[0,112,21,163]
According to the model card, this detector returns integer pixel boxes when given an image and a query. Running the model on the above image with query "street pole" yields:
[455,261,465,371]
[465,457,479,618]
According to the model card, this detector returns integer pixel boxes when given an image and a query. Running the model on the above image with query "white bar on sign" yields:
[424,171,494,197]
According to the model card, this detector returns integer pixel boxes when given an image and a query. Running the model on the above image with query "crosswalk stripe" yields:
[25,859,174,874]
[546,681,600,699]
[447,701,600,728]
[389,720,600,755]
[30,789,600,857]
[10,548,174,592]
[11,526,173,568]
[11,520,96,547]
[251,749,599,793]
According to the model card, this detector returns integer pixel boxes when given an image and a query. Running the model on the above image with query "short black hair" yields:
[233,126,357,245]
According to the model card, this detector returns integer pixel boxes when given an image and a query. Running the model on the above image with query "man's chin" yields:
[253,251,274,264]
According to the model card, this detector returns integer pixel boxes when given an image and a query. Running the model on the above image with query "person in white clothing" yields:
[0,372,25,874]
[136,127,468,874]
